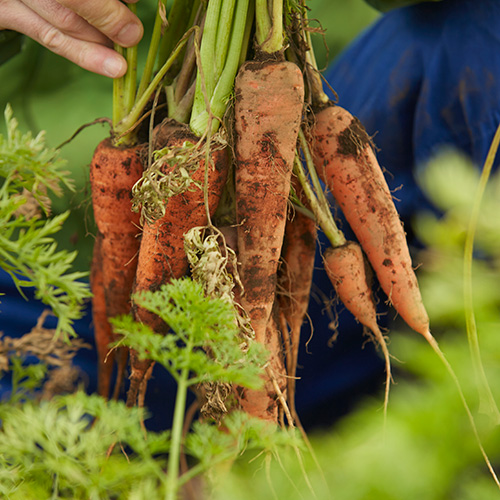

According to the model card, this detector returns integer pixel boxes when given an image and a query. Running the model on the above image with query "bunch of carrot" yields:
[88,0,430,425]
[83,0,500,488]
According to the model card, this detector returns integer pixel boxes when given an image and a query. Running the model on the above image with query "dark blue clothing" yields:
[295,0,500,426]
[324,0,500,218]
[2,0,500,429]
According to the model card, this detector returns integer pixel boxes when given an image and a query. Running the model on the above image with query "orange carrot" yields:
[90,233,115,399]
[89,138,143,399]
[323,241,391,410]
[235,310,287,421]
[278,181,317,417]
[310,104,429,337]
[233,59,304,421]
[127,118,229,407]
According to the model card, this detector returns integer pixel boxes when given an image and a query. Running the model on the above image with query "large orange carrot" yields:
[323,241,391,410]
[278,181,317,417]
[127,118,229,407]
[310,104,429,337]
[90,139,143,399]
[233,59,304,421]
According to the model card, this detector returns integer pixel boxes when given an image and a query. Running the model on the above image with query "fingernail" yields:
[103,56,126,78]
[117,22,143,47]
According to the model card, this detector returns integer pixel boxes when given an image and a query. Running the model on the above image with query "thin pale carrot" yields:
[323,241,392,413]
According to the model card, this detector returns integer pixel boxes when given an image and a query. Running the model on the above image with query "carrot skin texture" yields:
[323,241,392,409]
[127,119,229,406]
[323,242,379,334]
[311,105,429,336]
[236,311,286,421]
[278,186,317,414]
[90,233,115,399]
[90,139,143,398]
[90,139,143,317]
[233,60,305,421]
[132,120,229,329]
[234,60,305,343]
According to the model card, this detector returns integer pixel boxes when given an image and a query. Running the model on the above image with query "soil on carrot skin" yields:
[337,118,373,157]
[152,118,198,150]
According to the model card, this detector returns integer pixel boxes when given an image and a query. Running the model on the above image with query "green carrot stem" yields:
[301,6,330,107]
[171,81,196,124]
[239,0,255,66]
[157,0,197,70]
[124,46,138,116]
[463,122,500,423]
[190,0,223,126]
[136,0,167,101]
[115,27,197,141]
[124,3,138,112]
[214,0,236,81]
[260,0,284,53]
[165,84,176,118]
[190,0,250,135]
[255,0,271,46]
[112,44,126,127]
[293,155,345,248]
[165,368,190,500]
[298,128,342,242]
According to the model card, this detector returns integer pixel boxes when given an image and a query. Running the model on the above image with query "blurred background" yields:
[0,0,379,273]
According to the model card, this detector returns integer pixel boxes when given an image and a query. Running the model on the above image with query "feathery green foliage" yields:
[0,105,91,338]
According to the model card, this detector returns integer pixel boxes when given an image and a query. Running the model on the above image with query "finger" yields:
[0,1,127,77]
[56,0,143,48]
[21,0,110,45]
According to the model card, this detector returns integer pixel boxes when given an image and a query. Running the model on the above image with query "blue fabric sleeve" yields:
[325,0,500,218]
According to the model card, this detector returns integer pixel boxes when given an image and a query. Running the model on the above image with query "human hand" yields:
[0,0,144,78]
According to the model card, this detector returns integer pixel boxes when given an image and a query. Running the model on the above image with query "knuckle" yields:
[55,7,81,32]
[38,25,65,51]
[87,8,123,36]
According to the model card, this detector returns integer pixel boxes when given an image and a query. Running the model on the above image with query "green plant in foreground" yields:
[0,278,302,499]
[113,277,303,499]
[0,105,91,338]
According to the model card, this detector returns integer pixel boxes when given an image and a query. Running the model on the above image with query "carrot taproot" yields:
[89,138,143,399]
[323,241,392,411]
[90,233,115,399]
[277,180,317,418]
[126,118,229,407]
[233,59,304,421]
[235,309,287,421]
[310,104,429,338]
